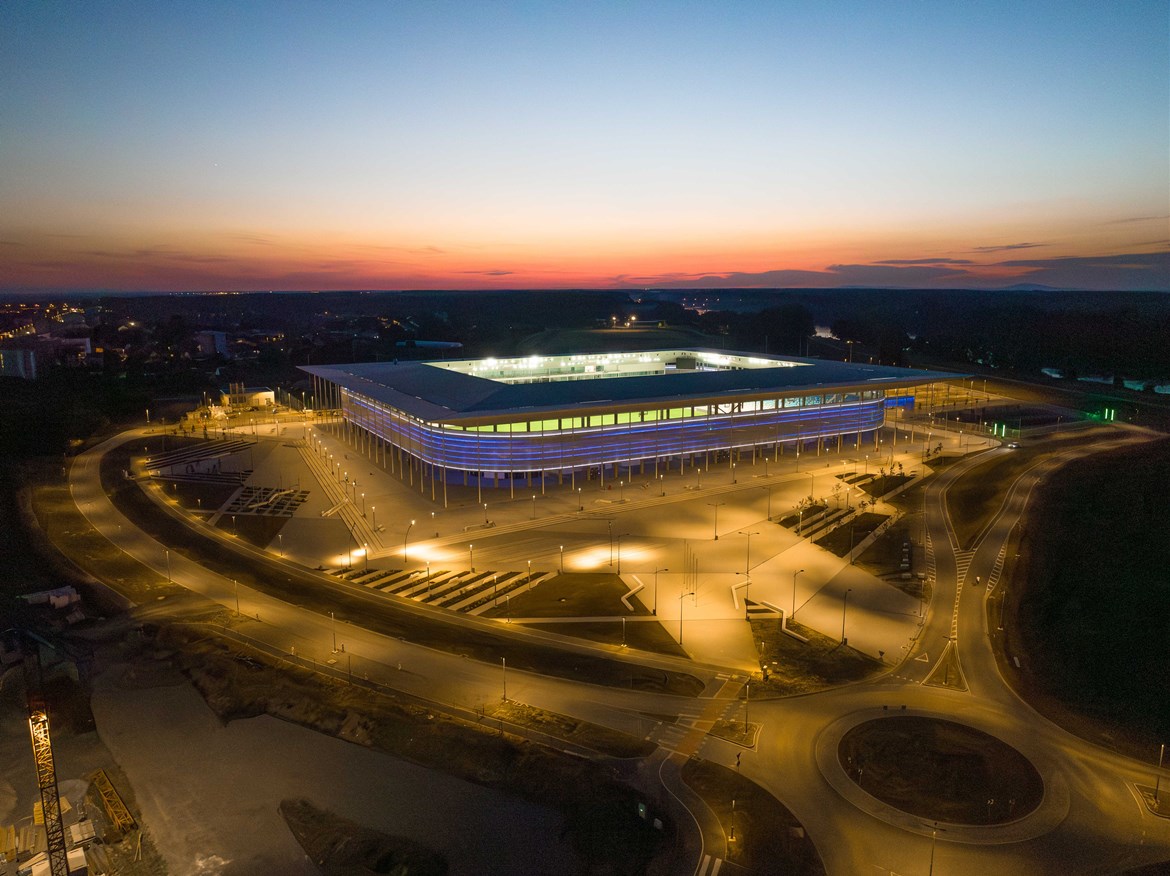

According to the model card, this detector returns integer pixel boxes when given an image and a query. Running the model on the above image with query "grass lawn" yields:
[1010,435,1170,749]
[750,618,884,695]
[682,759,824,875]
[813,512,887,557]
[838,716,1042,824]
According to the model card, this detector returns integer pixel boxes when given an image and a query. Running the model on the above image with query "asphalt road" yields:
[67,423,1170,875]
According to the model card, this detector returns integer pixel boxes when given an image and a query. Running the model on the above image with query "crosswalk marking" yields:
[697,854,724,875]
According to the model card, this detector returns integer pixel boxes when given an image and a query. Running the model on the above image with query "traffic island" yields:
[837,716,1043,824]
[750,618,883,695]
[681,758,825,875]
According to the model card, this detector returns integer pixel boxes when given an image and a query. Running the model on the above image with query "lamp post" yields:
[363,542,368,572]
[559,545,564,573]
[531,494,537,519]
[608,520,614,566]
[164,549,171,583]
[738,573,751,618]
[483,503,489,524]
[527,559,532,587]
[330,610,337,653]
[577,488,583,510]
[744,680,751,734]
[708,501,725,540]
[404,519,415,563]
[469,543,474,572]
[233,578,239,616]
[696,467,703,489]
[740,530,759,575]
[679,590,686,645]
[426,561,432,596]
[791,569,804,619]
[653,567,668,615]
[371,506,376,530]
[1156,743,1165,805]
[361,492,366,516]
[842,587,852,644]
[278,533,283,557]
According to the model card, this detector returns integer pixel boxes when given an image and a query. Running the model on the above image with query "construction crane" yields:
[28,695,70,876]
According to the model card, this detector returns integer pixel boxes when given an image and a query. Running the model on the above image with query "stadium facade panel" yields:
[301,349,960,494]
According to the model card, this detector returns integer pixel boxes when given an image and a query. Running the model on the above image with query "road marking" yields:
[697,854,724,875]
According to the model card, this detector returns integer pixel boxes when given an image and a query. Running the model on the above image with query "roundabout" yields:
[836,714,1042,825]
[815,705,1072,844]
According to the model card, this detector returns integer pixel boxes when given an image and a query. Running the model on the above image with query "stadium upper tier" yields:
[301,349,962,486]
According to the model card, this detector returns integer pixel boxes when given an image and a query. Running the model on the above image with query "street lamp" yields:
[791,569,805,619]
[737,572,752,618]
[608,520,614,566]
[483,503,489,524]
[619,480,625,502]
[361,492,366,516]
[739,530,759,575]
[527,559,532,587]
[164,549,171,583]
[330,610,337,653]
[469,543,474,572]
[653,568,668,615]
[842,587,852,644]
[233,578,239,616]
[278,533,283,557]
[363,542,368,572]
[577,488,583,510]
[404,519,415,563]
[559,544,564,573]
[531,494,537,519]
[371,506,376,530]
[708,501,725,540]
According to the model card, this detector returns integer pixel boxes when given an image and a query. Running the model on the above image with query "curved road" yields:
[66,426,1170,875]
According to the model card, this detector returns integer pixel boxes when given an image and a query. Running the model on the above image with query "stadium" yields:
[301,349,961,500]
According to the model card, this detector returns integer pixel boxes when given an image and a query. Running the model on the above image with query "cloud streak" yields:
[970,242,1047,253]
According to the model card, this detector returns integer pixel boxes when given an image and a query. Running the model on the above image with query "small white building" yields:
[219,382,275,410]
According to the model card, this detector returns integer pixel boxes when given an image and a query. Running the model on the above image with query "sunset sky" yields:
[1,1,1167,292]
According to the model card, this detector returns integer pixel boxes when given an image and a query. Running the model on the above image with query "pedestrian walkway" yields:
[323,565,555,615]
[296,440,384,552]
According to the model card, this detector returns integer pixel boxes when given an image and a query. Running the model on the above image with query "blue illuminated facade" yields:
[302,350,956,494]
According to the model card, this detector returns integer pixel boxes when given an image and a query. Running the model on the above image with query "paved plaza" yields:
[183,413,992,673]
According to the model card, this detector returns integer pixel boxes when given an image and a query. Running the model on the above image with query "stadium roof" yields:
[301,350,963,424]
